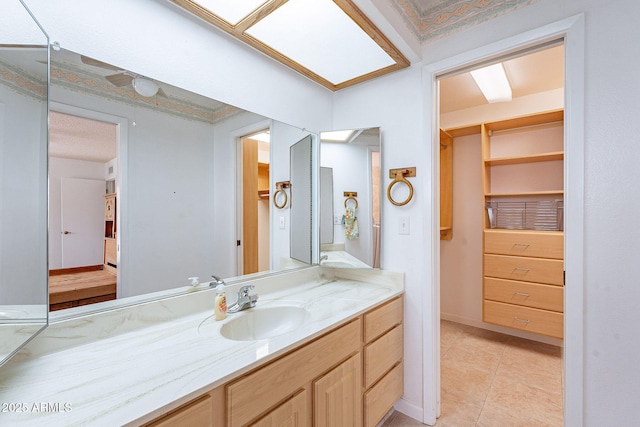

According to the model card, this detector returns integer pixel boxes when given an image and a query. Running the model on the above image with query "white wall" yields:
[0,88,47,306]
[48,157,105,270]
[440,134,483,323]
[24,0,333,133]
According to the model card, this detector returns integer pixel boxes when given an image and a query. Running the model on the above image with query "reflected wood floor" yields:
[381,320,563,426]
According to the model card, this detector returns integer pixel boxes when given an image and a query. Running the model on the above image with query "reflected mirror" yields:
[46,47,314,315]
[0,0,49,366]
[319,128,381,268]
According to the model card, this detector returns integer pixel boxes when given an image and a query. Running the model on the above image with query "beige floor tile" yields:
[440,357,495,401]
[494,362,563,396]
[479,375,563,426]
[435,387,485,426]
[443,341,503,374]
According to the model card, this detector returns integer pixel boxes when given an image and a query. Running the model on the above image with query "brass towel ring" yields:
[343,192,358,209]
[273,181,290,209]
[387,167,416,206]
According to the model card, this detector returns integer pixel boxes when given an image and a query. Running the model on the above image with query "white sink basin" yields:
[220,306,308,341]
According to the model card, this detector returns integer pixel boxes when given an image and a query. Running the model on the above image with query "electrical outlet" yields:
[279,216,285,229]
[399,216,410,235]
[334,215,342,225]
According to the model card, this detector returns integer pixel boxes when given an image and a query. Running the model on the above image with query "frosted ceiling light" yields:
[248,131,270,143]
[470,63,512,103]
[321,130,355,143]
[191,0,269,25]
[132,77,159,97]
[245,0,395,85]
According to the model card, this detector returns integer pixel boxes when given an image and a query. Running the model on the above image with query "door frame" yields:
[232,119,272,276]
[421,15,585,425]
[49,102,128,297]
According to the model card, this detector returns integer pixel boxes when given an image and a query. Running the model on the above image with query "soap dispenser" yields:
[215,284,227,320]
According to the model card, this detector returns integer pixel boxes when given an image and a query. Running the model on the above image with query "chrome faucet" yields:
[210,274,226,288]
[228,285,258,313]
[320,253,329,262]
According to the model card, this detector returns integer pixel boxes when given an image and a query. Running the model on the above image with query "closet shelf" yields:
[485,190,564,197]
[484,151,564,166]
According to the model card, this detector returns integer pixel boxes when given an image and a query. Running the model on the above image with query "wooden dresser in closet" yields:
[479,110,565,339]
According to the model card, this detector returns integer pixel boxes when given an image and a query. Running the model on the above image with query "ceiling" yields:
[440,44,564,114]
[49,111,117,163]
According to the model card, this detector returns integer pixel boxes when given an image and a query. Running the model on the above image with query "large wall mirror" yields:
[319,128,381,268]
[0,0,49,366]
[45,47,316,316]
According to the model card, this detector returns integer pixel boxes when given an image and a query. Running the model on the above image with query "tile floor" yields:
[381,320,563,426]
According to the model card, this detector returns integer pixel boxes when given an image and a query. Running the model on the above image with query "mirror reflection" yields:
[0,0,49,366]
[47,48,314,313]
[319,128,381,268]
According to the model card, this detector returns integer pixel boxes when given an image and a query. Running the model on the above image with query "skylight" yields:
[171,0,409,90]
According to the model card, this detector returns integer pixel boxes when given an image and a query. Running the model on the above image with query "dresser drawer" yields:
[483,300,563,338]
[484,254,563,285]
[364,297,403,343]
[364,324,403,388]
[484,277,564,312]
[484,230,563,259]
[364,361,403,427]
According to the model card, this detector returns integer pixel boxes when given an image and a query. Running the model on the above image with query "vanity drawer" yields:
[484,277,564,312]
[484,230,563,259]
[364,297,403,343]
[364,324,403,388]
[484,254,563,286]
[364,361,403,427]
[227,318,361,427]
[483,300,563,338]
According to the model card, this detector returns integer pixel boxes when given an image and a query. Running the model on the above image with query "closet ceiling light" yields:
[248,131,270,143]
[171,0,409,91]
[470,63,512,103]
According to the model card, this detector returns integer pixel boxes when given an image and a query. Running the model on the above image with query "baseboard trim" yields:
[49,265,104,276]
[394,398,427,425]
[441,312,563,347]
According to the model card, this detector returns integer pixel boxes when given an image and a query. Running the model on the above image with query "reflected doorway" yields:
[48,111,119,311]
[240,129,271,275]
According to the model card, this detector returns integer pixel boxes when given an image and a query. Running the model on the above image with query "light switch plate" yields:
[399,216,410,235]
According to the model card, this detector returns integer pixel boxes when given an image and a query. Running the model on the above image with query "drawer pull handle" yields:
[512,243,530,248]
[514,317,531,324]
[514,292,530,297]
[512,267,530,274]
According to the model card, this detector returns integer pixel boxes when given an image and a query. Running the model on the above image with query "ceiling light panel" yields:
[192,0,269,25]
[321,130,355,142]
[470,63,512,103]
[246,0,396,85]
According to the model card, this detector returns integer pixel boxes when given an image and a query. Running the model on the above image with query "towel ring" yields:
[273,181,290,209]
[343,192,358,209]
[387,167,416,206]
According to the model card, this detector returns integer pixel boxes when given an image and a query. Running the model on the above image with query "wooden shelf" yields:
[484,110,564,132]
[485,151,563,166]
[485,190,564,197]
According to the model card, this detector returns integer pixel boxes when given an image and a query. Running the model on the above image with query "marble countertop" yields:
[0,267,403,426]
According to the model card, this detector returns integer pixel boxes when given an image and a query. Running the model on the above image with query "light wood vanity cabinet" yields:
[143,296,404,427]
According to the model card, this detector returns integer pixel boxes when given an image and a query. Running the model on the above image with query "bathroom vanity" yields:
[0,267,403,426]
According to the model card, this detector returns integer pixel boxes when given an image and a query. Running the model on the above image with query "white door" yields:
[60,178,105,268]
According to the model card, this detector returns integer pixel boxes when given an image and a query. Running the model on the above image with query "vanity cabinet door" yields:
[251,390,308,427]
[145,394,213,427]
[314,354,362,427]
